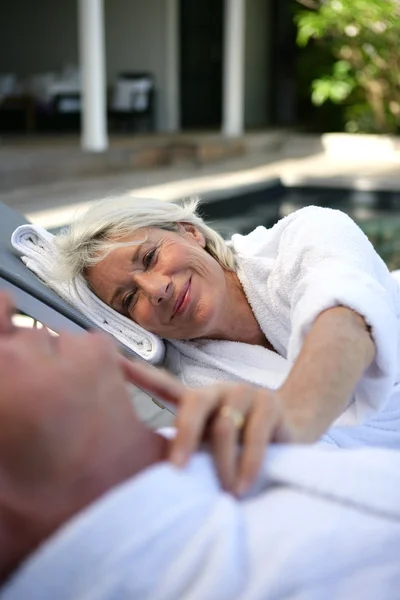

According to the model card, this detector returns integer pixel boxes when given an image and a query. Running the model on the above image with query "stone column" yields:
[165,0,180,131]
[78,0,108,151]
[222,0,245,137]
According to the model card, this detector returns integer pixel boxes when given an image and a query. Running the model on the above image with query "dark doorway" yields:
[179,0,224,129]
[269,0,298,127]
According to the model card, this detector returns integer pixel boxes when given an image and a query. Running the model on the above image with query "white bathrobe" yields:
[165,206,400,449]
[2,444,400,600]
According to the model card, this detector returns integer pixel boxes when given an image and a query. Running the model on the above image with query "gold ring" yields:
[219,405,245,430]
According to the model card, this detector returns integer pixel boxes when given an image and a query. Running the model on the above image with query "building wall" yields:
[0,0,78,75]
[105,0,175,130]
[0,0,270,132]
[244,0,271,128]
[0,0,175,130]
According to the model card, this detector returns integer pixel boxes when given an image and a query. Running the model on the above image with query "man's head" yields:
[0,292,165,583]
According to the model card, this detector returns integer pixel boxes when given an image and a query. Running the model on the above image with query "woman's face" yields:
[85,224,230,339]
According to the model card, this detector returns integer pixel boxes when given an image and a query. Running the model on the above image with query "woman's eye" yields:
[144,248,156,268]
[122,292,136,312]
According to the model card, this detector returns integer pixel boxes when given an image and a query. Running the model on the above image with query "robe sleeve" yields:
[273,206,400,421]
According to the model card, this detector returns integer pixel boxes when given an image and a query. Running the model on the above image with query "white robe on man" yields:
[2,443,400,600]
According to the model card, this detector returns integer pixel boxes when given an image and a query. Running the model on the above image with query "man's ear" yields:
[178,222,206,248]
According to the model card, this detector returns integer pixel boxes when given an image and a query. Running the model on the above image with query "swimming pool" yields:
[202,180,400,270]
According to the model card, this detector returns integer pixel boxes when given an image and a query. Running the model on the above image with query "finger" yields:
[169,388,220,467]
[119,357,186,406]
[235,392,280,496]
[206,384,252,491]
[209,403,245,492]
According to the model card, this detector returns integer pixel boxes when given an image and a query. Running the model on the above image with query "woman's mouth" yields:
[172,279,191,318]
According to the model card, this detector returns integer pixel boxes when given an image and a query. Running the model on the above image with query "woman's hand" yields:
[121,306,375,495]
[121,359,301,495]
[169,382,299,496]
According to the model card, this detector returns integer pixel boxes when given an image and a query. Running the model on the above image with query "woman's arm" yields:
[274,206,398,419]
[277,306,375,442]
[119,306,376,496]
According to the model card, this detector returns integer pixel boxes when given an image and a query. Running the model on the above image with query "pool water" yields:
[202,182,400,270]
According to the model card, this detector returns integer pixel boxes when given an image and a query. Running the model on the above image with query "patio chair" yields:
[109,72,156,133]
[0,201,173,428]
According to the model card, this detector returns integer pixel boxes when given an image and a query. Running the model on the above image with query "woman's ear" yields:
[178,223,206,248]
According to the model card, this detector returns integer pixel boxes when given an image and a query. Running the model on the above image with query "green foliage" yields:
[294,0,400,133]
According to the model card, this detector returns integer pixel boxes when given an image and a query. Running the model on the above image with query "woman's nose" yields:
[137,274,172,306]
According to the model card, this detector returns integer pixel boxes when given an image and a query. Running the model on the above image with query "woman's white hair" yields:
[54,195,237,280]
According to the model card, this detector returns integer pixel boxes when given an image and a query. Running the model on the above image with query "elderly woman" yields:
[53,197,400,493]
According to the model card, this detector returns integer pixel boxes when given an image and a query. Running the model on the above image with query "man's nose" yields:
[136,274,173,306]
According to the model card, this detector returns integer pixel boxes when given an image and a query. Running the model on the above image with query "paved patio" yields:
[1,131,400,229]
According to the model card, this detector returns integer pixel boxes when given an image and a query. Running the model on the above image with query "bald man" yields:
[0,292,399,600]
